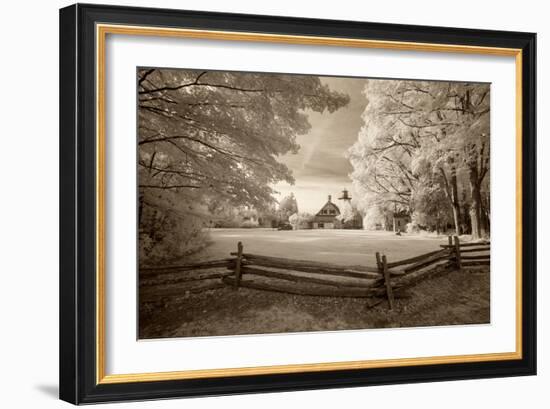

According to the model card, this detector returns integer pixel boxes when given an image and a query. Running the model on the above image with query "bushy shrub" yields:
[213,218,241,228]
[289,212,313,230]
[139,197,210,265]
[240,219,259,228]
[406,221,421,234]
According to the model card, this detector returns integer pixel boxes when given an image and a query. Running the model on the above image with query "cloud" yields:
[273,76,367,213]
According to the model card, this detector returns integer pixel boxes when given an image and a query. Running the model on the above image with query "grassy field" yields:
[187,228,448,266]
[139,266,489,339]
[140,229,489,339]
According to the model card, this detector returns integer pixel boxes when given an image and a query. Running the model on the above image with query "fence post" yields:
[375,252,382,272]
[381,254,395,310]
[453,236,462,269]
[376,251,384,277]
[234,241,243,288]
[447,235,454,267]
[375,252,388,308]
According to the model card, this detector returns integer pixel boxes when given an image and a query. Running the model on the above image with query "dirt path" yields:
[139,266,489,339]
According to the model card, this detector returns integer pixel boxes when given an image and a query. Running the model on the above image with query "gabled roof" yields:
[316,200,340,216]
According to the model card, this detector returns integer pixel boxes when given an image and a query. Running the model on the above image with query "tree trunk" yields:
[481,194,490,233]
[450,166,462,236]
[468,163,486,239]
[439,165,462,236]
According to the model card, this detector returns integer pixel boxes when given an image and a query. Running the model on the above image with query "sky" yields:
[273,76,368,214]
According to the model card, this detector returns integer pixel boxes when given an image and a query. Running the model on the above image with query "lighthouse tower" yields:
[338,188,362,229]
[338,188,352,202]
[338,189,353,222]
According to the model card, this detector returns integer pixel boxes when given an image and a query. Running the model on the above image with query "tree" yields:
[138,69,349,261]
[139,69,348,206]
[348,79,490,238]
[337,200,354,223]
[348,80,422,218]
[289,212,313,230]
[454,99,490,238]
[278,193,299,221]
[335,200,362,229]
[411,178,452,233]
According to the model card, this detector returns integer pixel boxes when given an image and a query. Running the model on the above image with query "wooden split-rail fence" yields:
[140,236,490,309]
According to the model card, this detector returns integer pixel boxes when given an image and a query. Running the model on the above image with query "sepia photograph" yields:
[137,68,491,339]
[56,4,537,404]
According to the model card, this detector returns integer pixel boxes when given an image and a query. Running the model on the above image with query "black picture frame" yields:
[59,3,536,404]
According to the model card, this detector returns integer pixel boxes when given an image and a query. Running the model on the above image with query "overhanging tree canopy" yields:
[138,68,350,210]
[138,68,350,261]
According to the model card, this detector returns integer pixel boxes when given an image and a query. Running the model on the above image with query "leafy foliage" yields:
[138,69,349,262]
[278,193,299,222]
[349,79,490,237]
[289,212,314,230]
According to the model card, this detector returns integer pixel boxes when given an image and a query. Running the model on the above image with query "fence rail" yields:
[140,235,490,309]
[140,258,235,276]
[229,253,381,277]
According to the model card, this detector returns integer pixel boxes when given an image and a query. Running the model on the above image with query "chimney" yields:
[328,195,332,202]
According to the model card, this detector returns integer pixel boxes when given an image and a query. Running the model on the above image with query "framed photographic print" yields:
[59,3,536,404]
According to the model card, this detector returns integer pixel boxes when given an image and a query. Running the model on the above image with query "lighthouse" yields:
[338,188,363,229]
[338,188,351,202]
[338,189,353,222]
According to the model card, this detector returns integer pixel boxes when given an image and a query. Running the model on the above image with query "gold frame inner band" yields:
[96,23,523,385]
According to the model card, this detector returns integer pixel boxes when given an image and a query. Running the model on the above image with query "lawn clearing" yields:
[186,228,448,266]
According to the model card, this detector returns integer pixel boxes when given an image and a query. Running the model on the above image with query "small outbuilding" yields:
[392,211,411,233]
